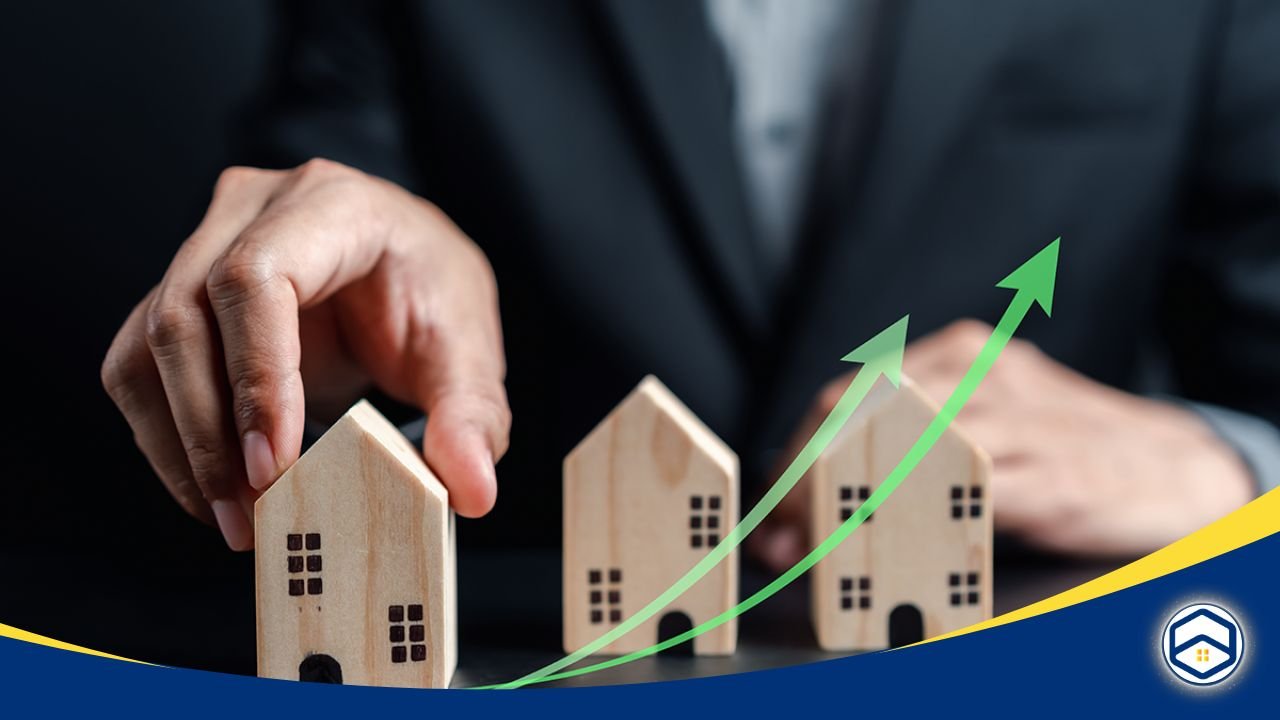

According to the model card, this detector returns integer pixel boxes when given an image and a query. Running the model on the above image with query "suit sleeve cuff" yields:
[1183,401,1280,496]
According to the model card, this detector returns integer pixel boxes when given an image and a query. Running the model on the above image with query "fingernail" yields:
[484,447,498,482]
[212,499,253,551]
[236,484,259,532]
[243,431,278,491]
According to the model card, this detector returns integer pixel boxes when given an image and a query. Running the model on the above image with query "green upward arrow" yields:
[996,237,1059,317]
[489,316,910,689]
[483,238,1060,688]
[842,315,909,386]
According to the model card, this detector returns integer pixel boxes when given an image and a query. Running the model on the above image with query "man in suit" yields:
[101,0,1279,564]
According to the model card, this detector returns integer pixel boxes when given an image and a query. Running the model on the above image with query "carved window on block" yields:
[950,485,982,520]
[588,568,624,624]
[287,533,323,596]
[839,485,873,523]
[690,495,722,549]
[839,575,871,611]
[948,571,980,606]
[389,604,426,663]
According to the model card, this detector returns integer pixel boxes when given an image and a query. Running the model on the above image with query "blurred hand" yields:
[102,159,510,550]
[751,320,1254,567]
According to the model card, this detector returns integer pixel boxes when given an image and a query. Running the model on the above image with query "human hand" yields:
[102,159,510,550]
[751,320,1254,567]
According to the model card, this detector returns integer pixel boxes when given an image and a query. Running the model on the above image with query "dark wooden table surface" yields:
[451,549,1124,688]
[0,546,1125,687]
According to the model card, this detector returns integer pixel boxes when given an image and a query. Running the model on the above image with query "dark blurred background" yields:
[3,0,1275,679]
[1,1,271,671]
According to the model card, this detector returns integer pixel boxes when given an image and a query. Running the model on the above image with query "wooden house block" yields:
[810,376,992,651]
[563,376,739,656]
[256,400,456,688]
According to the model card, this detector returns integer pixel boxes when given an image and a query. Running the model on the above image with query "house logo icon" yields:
[1160,603,1244,686]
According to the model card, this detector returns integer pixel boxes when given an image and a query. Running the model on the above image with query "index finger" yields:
[205,174,389,492]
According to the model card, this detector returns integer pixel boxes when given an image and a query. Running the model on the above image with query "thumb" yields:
[421,385,511,517]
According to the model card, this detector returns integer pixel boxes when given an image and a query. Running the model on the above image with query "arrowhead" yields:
[996,238,1060,317]
[841,315,910,387]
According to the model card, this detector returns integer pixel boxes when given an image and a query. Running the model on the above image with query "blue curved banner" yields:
[2,532,1274,716]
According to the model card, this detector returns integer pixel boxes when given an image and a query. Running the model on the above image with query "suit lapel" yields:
[597,0,768,336]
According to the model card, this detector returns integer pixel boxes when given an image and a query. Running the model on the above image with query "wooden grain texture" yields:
[810,376,992,651]
[256,400,456,688]
[563,376,739,655]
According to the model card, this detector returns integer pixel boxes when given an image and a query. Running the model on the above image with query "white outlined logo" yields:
[1160,603,1244,686]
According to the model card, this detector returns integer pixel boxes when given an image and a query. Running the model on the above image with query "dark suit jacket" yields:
[246,0,1280,546]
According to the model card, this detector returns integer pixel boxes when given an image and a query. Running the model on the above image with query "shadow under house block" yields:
[256,400,457,688]
[810,376,992,651]
[563,376,739,656]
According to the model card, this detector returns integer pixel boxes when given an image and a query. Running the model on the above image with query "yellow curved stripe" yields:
[2,490,1275,666]
[0,623,146,664]
[921,487,1280,645]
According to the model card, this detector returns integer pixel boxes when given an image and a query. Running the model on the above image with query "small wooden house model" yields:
[810,376,992,650]
[256,400,456,687]
[563,376,739,655]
